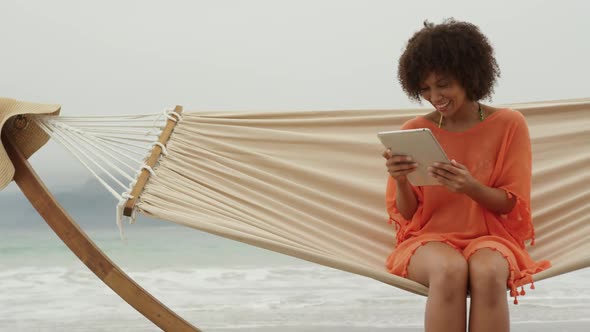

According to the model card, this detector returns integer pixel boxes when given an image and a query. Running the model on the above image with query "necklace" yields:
[438,102,484,128]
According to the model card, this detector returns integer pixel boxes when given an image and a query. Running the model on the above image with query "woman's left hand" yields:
[428,159,480,194]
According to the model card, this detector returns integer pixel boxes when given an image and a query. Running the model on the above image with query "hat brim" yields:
[0,98,61,191]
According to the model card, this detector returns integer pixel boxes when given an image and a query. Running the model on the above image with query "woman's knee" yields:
[406,242,468,302]
[429,256,469,287]
[468,249,510,297]
[408,242,468,288]
[422,243,468,289]
[426,256,468,303]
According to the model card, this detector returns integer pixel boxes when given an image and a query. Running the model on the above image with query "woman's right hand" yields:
[382,149,418,182]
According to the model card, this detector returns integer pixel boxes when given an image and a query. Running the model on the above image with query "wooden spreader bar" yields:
[123,105,183,217]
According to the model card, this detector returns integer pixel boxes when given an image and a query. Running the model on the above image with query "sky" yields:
[1,0,589,193]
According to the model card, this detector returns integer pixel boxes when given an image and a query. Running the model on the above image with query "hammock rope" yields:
[32,109,183,237]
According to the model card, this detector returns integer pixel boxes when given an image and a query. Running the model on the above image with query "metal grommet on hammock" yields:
[13,114,30,130]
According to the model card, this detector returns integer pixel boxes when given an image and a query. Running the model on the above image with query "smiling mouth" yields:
[434,101,450,111]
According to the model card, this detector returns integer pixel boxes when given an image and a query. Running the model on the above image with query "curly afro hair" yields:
[397,19,501,102]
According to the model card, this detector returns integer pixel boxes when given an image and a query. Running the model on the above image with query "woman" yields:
[382,19,550,332]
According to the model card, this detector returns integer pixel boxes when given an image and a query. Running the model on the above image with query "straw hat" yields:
[0,98,61,191]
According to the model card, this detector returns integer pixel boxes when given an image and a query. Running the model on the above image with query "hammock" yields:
[1,97,589,330]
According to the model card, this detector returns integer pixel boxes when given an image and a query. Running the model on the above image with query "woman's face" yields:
[419,72,469,117]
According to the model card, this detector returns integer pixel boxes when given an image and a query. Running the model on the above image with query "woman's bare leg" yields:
[406,242,468,332]
[468,248,510,332]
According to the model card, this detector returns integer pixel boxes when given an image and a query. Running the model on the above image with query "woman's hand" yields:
[382,149,418,183]
[428,159,479,194]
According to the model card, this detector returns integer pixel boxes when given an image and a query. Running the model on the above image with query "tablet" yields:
[377,128,450,186]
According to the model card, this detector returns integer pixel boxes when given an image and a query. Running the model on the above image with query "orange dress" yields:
[385,109,551,304]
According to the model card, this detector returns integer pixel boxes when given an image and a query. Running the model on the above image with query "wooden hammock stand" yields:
[1,106,200,331]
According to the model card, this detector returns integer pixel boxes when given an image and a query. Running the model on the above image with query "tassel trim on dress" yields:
[501,189,536,248]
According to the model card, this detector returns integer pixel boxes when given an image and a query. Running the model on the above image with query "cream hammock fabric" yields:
[5,98,589,297]
[137,98,590,296]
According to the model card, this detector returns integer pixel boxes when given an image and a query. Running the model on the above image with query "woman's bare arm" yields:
[395,178,419,220]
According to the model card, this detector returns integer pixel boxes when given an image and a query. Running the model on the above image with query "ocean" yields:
[0,204,589,332]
